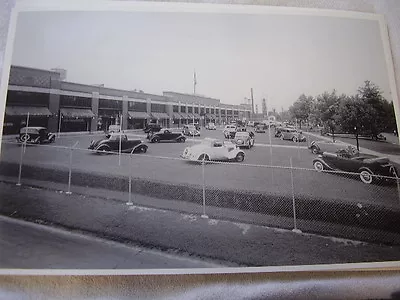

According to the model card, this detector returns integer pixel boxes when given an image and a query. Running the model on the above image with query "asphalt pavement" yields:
[0,215,222,269]
[1,128,399,208]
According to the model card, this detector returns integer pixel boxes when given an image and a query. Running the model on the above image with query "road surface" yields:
[1,128,398,208]
[0,215,222,269]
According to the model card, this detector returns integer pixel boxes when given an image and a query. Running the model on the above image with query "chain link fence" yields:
[1,137,400,243]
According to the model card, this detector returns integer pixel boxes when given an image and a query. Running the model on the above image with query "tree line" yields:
[283,81,397,139]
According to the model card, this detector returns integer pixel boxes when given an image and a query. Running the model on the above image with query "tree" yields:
[357,80,390,138]
[315,90,341,141]
[288,94,314,128]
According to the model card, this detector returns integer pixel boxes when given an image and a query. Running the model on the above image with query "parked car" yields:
[312,147,398,184]
[17,127,56,144]
[223,124,237,139]
[144,123,162,134]
[255,125,266,133]
[88,133,147,154]
[234,131,255,149]
[148,128,186,143]
[188,123,201,131]
[308,141,323,155]
[183,125,200,136]
[277,128,306,142]
[205,122,217,130]
[181,138,245,162]
[108,125,121,133]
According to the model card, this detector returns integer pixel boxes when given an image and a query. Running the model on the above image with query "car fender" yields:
[358,166,374,175]
[48,133,56,140]
[131,142,146,152]
[312,157,334,170]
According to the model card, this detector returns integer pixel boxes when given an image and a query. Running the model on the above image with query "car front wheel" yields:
[313,160,324,172]
[198,154,210,161]
[359,170,373,184]
[235,153,244,162]
[152,137,160,143]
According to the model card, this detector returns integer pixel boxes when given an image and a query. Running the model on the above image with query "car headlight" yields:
[237,139,244,144]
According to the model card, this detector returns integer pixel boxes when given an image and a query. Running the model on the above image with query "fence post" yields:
[66,141,79,195]
[397,177,400,207]
[16,113,30,186]
[126,153,134,206]
[268,124,274,184]
[201,158,208,219]
[290,157,302,233]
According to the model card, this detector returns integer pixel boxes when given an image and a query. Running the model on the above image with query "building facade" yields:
[3,66,251,134]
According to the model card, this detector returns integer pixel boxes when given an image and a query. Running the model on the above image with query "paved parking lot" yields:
[1,127,399,208]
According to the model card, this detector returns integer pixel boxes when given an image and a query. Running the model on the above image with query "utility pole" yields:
[251,88,254,120]
[193,70,197,95]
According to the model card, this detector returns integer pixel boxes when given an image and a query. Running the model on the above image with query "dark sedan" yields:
[312,147,398,184]
[147,128,186,143]
[89,133,148,154]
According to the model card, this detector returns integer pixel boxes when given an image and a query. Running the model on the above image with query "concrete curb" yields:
[1,161,400,240]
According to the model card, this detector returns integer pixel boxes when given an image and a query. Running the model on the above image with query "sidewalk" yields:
[305,131,400,165]
[0,215,222,269]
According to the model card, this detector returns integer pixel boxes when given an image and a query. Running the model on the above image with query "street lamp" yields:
[354,126,359,151]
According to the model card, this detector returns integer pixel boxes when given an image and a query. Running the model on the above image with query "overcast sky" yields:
[11,11,391,110]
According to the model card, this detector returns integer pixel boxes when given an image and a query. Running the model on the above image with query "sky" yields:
[11,11,392,110]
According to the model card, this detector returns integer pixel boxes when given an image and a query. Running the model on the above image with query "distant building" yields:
[50,68,67,81]
[3,65,250,134]
[262,98,267,115]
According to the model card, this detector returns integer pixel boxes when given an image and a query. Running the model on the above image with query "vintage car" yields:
[205,122,217,130]
[17,127,56,144]
[144,123,162,134]
[89,133,148,154]
[255,125,266,133]
[181,138,245,162]
[312,147,398,184]
[233,131,255,149]
[182,125,200,136]
[223,124,237,139]
[308,141,323,155]
[277,128,306,142]
[148,128,186,143]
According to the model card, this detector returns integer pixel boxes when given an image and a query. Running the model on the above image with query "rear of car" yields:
[223,125,236,139]
[234,132,254,149]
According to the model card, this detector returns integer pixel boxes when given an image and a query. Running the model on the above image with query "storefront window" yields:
[99,99,123,110]
[151,103,166,113]
[187,107,193,113]
[194,107,199,114]
[6,91,49,107]
[200,107,205,115]
[128,101,147,112]
[60,95,91,108]
[206,108,210,114]
[173,105,179,112]
[180,106,186,113]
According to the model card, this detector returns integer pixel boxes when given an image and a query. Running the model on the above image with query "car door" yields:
[107,135,120,151]
[211,141,225,160]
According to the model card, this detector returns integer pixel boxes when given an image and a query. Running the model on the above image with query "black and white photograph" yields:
[1,1,400,271]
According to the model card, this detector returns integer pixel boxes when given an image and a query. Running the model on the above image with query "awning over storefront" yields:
[172,112,183,119]
[193,113,201,119]
[205,114,216,119]
[179,112,189,119]
[186,113,194,119]
[151,112,170,119]
[128,111,151,119]
[60,108,95,118]
[5,106,52,117]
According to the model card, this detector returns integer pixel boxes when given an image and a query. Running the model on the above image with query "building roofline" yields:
[11,65,61,74]
[163,91,220,101]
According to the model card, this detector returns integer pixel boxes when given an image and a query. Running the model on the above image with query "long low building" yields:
[2,66,251,135]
